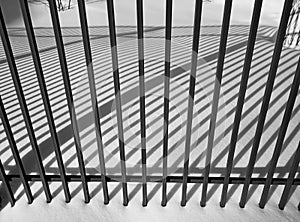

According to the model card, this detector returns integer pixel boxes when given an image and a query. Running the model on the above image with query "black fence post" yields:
[237,0,264,208]
[136,0,148,207]
[106,0,129,206]
[161,0,173,207]
[77,0,109,205]
[181,0,203,207]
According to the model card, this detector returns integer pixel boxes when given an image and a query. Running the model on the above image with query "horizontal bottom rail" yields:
[3,175,300,185]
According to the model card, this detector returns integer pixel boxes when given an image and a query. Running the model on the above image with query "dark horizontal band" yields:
[3,174,300,185]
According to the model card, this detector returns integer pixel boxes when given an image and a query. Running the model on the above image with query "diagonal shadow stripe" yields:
[0,38,249,193]
[0,26,164,64]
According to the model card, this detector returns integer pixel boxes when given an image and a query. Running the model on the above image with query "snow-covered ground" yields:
[0,0,300,221]
[0,0,286,27]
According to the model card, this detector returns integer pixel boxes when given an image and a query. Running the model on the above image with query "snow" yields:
[0,0,300,221]
[0,0,286,27]
[1,182,300,222]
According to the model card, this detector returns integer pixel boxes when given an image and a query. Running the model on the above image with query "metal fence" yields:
[285,1,300,47]
[0,0,299,211]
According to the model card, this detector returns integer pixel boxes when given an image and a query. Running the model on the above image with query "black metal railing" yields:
[285,1,300,47]
[0,0,299,212]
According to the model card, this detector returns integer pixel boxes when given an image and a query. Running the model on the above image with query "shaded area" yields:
[0,0,23,25]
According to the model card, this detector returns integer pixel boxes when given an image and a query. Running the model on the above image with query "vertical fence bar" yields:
[0,4,52,202]
[296,29,300,46]
[48,0,90,203]
[161,0,173,207]
[136,0,147,207]
[235,0,263,209]
[287,9,295,33]
[0,96,33,203]
[0,159,15,206]
[288,9,295,31]
[106,0,129,206]
[181,0,203,207]
[200,0,233,207]
[296,7,300,46]
[220,0,263,208]
[77,0,109,204]
[21,0,71,203]
[240,0,294,208]
[286,7,297,45]
[259,49,300,209]
[290,11,299,44]
[278,141,300,210]
[285,9,294,45]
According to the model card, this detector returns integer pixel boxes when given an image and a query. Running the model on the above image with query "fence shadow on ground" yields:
[0,25,299,210]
